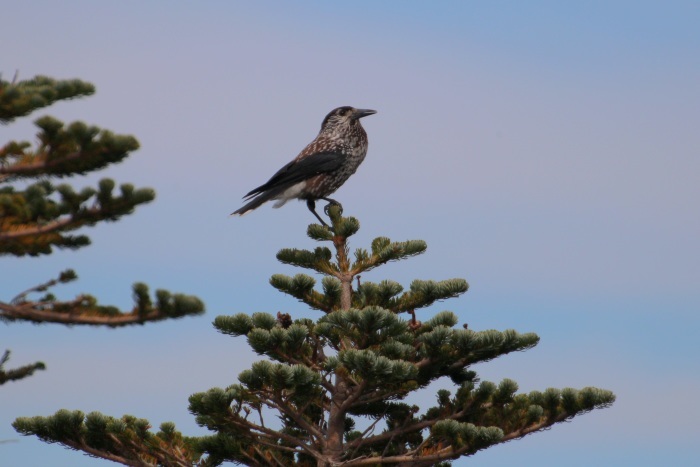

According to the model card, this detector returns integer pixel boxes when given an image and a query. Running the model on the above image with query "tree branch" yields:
[0,215,79,241]
[61,438,148,466]
[0,302,198,326]
[221,409,322,461]
[0,151,84,177]
[268,393,325,442]
[0,350,46,385]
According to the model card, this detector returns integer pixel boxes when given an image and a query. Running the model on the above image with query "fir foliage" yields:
[1,268,204,326]
[0,350,45,385]
[0,75,95,123]
[12,410,197,466]
[13,207,616,465]
[1,74,204,385]
[0,114,150,256]
[0,76,150,257]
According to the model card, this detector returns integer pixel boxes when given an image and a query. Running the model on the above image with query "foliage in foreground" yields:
[1,75,204,385]
[14,206,614,465]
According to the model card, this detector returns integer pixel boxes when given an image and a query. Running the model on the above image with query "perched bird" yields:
[231,106,376,227]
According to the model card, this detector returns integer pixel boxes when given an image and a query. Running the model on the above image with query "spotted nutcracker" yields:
[231,106,376,227]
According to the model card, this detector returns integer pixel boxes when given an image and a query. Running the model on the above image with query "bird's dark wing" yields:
[242,152,344,200]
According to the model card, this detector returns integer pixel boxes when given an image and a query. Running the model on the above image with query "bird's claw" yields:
[324,201,343,217]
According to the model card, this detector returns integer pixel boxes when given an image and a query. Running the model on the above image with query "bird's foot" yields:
[307,199,331,228]
[323,200,343,217]
[322,200,343,231]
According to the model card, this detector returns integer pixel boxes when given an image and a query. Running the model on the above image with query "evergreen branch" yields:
[345,411,387,461]
[325,206,360,240]
[408,392,611,464]
[10,269,77,304]
[268,393,325,442]
[250,437,303,461]
[353,279,404,310]
[266,450,291,467]
[343,441,482,467]
[351,388,411,408]
[221,409,322,462]
[191,386,327,464]
[345,407,438,453]
[411,328,540,385]
[289,350,329,378]
[67,436,152,467]
[0,150,86,178]
[0,350,46,385]
[1,281,204,326]
[345,384,614,465]
[307,223,334,241]
[214,313,330,373]
[0,214,78,239]
[250,444,287,467]
[12,410,197,467]
[349,382,553,457]
[276,247,338,275]
[0,302,201,326]
[0,76,95,123]
[391,279,469,313]
[0,179,155,256]
[0,116,146,256]
[269,274,332,312]
[0,116,139,180]
[349,237,427,275]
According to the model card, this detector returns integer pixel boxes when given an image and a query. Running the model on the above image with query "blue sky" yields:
[2,1,699,465]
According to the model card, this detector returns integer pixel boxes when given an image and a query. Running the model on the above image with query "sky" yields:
[2,1,699,465]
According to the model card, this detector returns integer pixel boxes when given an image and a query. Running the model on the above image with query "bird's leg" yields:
[307,199,330,227]
[321,197,343,216]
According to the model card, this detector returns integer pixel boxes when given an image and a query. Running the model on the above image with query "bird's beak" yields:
[352,108,377,120]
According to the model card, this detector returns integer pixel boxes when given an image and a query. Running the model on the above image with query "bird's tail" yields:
[231,189,283,216]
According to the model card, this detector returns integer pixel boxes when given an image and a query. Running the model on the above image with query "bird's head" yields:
[320,106,376,132]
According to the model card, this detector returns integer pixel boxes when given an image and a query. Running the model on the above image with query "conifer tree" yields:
[1,75,204,385]
[13,206,615,465]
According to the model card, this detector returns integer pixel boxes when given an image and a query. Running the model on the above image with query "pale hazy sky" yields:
[2,2,699,466]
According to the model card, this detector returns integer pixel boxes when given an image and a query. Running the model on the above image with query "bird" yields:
[231,106,376,227]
